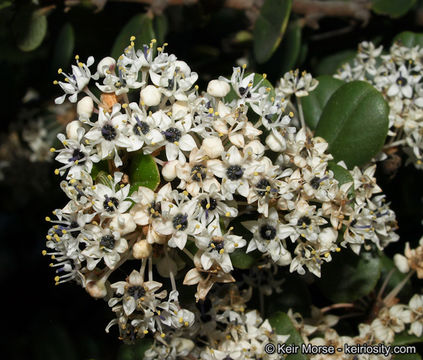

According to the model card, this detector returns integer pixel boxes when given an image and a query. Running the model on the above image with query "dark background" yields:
[1,1,423,358]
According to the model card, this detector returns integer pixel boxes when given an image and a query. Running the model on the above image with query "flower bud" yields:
[77,96,94,120]
[276,251,292,266]
[133,239,152,259]
[213,119,228,135]
[140,85,161,107]
[97,56,116,77]
[266,133,286,152]
[110,214,136,235]
[201,137,224,159]
[170,338,195,356]
[228,133,245,148]
[66,120,82,140]
[245,140,265,158]
[207,80,230,98]
[86,279,107,299]
[318,228,337,248]
[162,160,179,181]
[394,254,410,273]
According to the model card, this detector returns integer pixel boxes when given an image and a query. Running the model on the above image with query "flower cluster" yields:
[43,38,399,352]
[336,41,423,169]
[287,292,423,360]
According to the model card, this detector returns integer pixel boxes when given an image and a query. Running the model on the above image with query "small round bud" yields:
[245,140,265,157]
[77,96,94,120]
[66,120,83,140]
[110,214,136,235]
[140,85,162,107]
[394,254,410,273]
[201,137,224,159]
[86,279,107,299]
[266,133,286,152]
[133,239,153,259]
[97,56,116,77]
[162,160,179,181]
[318,228,337,248]
[212,119,228,135]
[207,80,230,98]
[276,251,292,266]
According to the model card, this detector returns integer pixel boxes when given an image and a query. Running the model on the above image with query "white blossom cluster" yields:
[43,38,399,351]
[287,292,423,360]
[336,41,423,169]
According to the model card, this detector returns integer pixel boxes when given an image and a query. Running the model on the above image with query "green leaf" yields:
[379,254,412,296]
[393,331,423,346]
[111,13,155,59]
[13,6,47,52]
[154,14,168,44]
[327,162,354,197]
[51,23,75,73]
[315,81,389,167]
[253,0,292,64]
[128,152,160,194]
[269,312,307,360]
[117,339,153,360]
[317,249,381,303]
[393,354,422,360]
[302,75,344,130]
[91,160,109,180]
[230,248,260,269]
[315,50,356,76]
[394,31,423,48]
[372,0,416,18]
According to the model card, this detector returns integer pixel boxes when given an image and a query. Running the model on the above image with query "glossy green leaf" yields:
[51,23,75,73]
[393,31,423,48]
[13,6,47,52]
[253,0,292,64]
[393,331,423,346]
[302,75,344,130]
[269,312,307,360]
[128,152,160,194]
[117,339,153,360]
[91,160,109,180]
[276,21,301,73]
[230,248,260,269]
[154,14,168,44]
[327,162,354,197]
[372,0,416,18]
[317,249,381,303]
[111,14,155,59]
[315,81,389,167]
[315,50,356,76]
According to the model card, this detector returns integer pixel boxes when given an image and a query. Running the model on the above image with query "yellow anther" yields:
[54,276,60,282]
[179,317,183,323]
[50,147,56,152]
[75,55,80,60]
[225,212,230,217]
[184,321,189,326]
[262,73,267,79]
[208,108,214,114]
[54,169,60,175]
[206,203,211,209]
[211,243,216,248]
[42,250,47,255]
[143,330,148,334]
[242,64,247,69]
[176,224,182,229]
[219,249,224,254]
[46,235,52,240]
[289,111,294,117]
[53,80,58,85]
[229,226,234,231]
[45,216,51,222]
[174,141,179,146]
[64,78,69,82]
[160,333,165,338]
[58,68,63,74]
[336,247,341,252]
[51,255,56,260]
[130,35,136,41]
[194,85,199,90]
[108,201,114,208]
[122,103,128,109]
[78,62,84,68]
[195,224,200,229]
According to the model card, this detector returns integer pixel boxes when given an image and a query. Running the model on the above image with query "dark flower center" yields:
[396,76,408,87]
[103,196,119,212]
[69,221,81,238]
[200,198,217,211]
[260,224,277,240]
[211,240,224,251]
[127,285,146,300]
[173,213,188,231]
[133,116,150,135]
[70,149,85,162]
[256,178,271,196]
[191,165,207,182]
[149,201,162,218]
[226,165,243,180]
[297,216,311,227]
[100,234,116,249]
[310,176,321,189]
[163,127,181,143]
[101,124,117,141]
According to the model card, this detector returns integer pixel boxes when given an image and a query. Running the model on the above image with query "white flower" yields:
[140,85,162,106]
[207,79,230,97]
[55,56,95,104]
